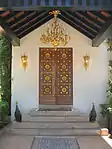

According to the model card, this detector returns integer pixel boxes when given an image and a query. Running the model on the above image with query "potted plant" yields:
[89,103,97,122]
[14,101,22,122]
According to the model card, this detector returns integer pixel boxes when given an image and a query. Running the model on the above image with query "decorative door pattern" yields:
[39,48,73,105]
[55,48,73,105]
[39,48,56,105]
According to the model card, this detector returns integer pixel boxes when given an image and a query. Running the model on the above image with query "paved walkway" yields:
[0,111,111,149]
[0,134,111,149]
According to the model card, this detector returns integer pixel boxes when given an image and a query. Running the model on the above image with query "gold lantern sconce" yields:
[83,54,90,71]
[21,54,28,70]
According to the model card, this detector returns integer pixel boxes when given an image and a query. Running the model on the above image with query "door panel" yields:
[55,48,73,105]
[39,48,73,105]
[39,48,56,104]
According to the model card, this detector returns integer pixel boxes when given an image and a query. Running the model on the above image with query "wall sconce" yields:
[83,54,90,71]
[21,54,28,70]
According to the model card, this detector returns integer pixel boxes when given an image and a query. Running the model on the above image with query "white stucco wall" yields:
[11,19,108,117]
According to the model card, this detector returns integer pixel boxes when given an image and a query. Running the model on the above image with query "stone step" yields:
[11,122,100,129]
[22,115,89,123]
[10,128,100,136]
[38,105,73,110]
[29,111,83,117]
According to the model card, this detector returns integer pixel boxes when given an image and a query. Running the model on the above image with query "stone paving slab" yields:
[10,128,99,136]
[11,122,99,129]
[11,129,40,136]
[39,129,99,136]
[23,115,89,123]
[0,111,110,149]
[31,137,79,149]
[77,136,111,149]
[0,135,33,149]
[29,111,84,117]
[0,135,111,149]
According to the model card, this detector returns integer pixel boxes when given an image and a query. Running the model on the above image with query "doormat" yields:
[31,137,80,149]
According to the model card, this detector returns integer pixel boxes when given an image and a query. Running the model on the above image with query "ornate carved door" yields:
[39,48,73,105]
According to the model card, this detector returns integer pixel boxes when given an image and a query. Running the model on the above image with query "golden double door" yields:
[39,48,73,105]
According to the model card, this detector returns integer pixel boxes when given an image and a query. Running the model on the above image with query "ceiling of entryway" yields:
[0,10,112,46]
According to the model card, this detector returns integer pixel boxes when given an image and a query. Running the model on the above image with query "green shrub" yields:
[0,35,12,115]
[100,66,112,117]
[0,99,9,115]
[0,99,9,127]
